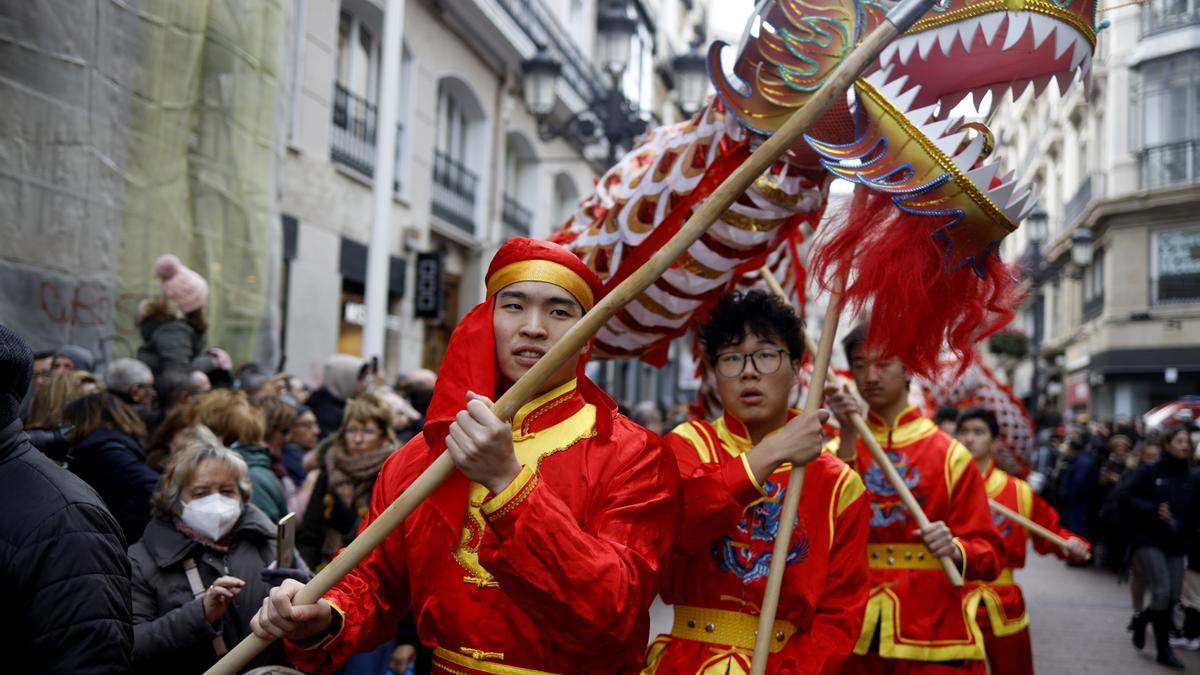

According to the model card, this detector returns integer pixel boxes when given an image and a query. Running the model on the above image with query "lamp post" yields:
[520,1,708,166]
[1025,208,1048,421]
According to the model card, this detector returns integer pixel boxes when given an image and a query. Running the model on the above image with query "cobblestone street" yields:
[1023,552,1200,673]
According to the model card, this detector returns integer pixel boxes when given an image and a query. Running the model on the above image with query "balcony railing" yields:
[1142,0,1200,36]
[1140,140,1200,191]
[1063,172,1105,228]
[494,0,605,103]
[501,194,533,239]
[432,150,479,233]
[331,83,405,191]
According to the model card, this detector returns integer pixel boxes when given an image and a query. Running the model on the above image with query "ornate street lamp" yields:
[671,49,709,116]
[596,3,637,76]
[1071,225,1094,268]
[1024,207,1049,423]
[521,49,562,117]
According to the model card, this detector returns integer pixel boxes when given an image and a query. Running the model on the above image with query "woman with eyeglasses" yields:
[296,394,398,571]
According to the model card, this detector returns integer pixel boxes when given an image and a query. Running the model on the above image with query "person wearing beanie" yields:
[0,324,134,672]
[52,344,96,375]
[136,253,213,377]
[307,354,368,439]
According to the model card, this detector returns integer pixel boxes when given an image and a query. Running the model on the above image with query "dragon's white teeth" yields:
[909,103,940,125]
[924,118,954,141]
[1030,13,1056,49]
[978,13,1005,47]
[880,72,908,97]
[1054,23,1075,60]
[1007,184,1032,210]
[865,66,892,88]
[954,133,986,171]
[917,31,939,60]
[967,161,1000,189]
[989,178,1018,210]
[1002,12,1029,51]
[938,26,958,57]
[880,42,899,66]
[897,37,918,64]
[958,22,978,53]
[934,129,967,158]
[894,83,921,112]
[939,91,970,113]
[970,87,990,110]
[1069,36,1089,69]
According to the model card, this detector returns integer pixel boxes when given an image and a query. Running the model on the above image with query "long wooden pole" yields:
[748,278,843,670]
[206,7,932,673]
[989,499,1090,560]
[759,267,964,588]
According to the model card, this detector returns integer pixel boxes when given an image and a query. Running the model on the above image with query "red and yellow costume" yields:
[643,411,870,675]
[971,462,1089,675]
[285,239,681,674]
[836,406,1005,673]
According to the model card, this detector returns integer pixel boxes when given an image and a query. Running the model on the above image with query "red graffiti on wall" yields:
[39,281,111,327]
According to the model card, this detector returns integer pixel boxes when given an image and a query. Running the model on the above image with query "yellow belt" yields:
[433,646,558,675]
[991,569,1016,585]
[670,605,798,654]
[867,543,942,569]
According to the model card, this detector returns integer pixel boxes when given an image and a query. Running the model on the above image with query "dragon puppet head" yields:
[711,0,1100,375]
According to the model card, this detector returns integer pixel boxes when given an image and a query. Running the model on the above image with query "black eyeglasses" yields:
[714,348,791,378]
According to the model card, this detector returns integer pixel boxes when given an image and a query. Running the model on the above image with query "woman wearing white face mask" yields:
[128,431,307,674]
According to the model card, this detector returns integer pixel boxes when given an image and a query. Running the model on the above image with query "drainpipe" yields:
[363,0,407,364]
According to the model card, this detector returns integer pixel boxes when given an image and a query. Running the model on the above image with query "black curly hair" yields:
[698,290,806,365]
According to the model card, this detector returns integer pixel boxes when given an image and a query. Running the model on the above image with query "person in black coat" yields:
[0,324,133,673]
[1124,424,1199,669]
[64,392,162,544]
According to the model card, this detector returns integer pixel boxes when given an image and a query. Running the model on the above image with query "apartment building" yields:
[991,1,1200,421]
[276,0,706,384]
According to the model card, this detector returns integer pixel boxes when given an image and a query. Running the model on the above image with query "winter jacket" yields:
[233,443,288,523]
[307,387,347,440]
[69,428,161,544]
[128,505,290,674]
[136,297,210,376]
[0,419,133,674]
[308,355,364,438]
[1123,454,1200,557]
[1056,450,1098,539]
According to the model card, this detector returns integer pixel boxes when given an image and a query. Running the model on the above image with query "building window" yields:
[431,80,481,234]
[1142,0,1199,37]
[1153,227,1200,304]
[501,133,536,240]
[1082,247,1104,320]
[1134,51,1200,190]
[332,10,381,176]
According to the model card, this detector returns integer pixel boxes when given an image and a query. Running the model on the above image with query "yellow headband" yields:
[486,260,595,310]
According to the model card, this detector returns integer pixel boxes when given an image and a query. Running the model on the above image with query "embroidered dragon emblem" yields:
[864,450,921,527]
[713,479,811,583]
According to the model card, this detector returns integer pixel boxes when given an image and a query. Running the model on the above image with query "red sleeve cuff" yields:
[286,599,346,651]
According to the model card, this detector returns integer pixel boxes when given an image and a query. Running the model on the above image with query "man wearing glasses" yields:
[643,290,870,674]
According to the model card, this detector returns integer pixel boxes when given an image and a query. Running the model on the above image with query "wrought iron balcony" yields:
[1142,0,1200,37]
[1063,172,1105,228]
[494,0,605,104]
[501,194,533,239]
[1140,140,1200,191]
[331,82,405,191]
[432,150,479,233]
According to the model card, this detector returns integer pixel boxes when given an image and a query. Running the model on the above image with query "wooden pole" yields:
[205,5,931,671]
[759,267,964,588]
[990,499,1089,560]
[749,279,843,671]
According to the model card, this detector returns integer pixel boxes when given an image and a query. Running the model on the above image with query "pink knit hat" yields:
[154,254,209,313]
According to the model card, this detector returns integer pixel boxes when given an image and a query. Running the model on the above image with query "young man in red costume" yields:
[642,290,869,675]
[956,407,1090,675]
[825,326,1005,674]
[251,238,681,674]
